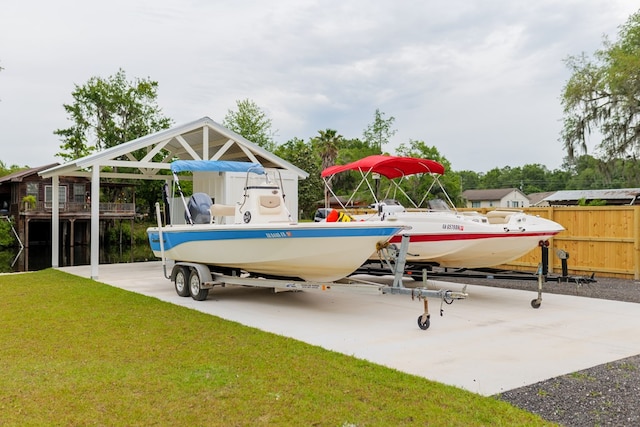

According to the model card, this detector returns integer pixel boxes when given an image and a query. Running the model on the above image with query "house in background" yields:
[461,188,530,209]
[538,188,640,206]
[1,164,79,217]
[0,163,136,262]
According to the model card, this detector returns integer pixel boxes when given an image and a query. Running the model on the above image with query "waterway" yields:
[0,243,155,273]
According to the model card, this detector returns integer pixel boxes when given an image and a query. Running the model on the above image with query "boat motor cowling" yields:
[186,193,212,224]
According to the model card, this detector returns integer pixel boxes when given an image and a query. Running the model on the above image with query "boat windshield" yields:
[427,199,452,211]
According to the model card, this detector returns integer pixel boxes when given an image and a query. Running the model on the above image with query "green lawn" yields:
[0,269,555,426]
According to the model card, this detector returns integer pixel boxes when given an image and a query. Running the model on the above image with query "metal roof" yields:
[36,116,310,280]
[0,163,59,184]
[542,188,640,204]
[39,116,308,179]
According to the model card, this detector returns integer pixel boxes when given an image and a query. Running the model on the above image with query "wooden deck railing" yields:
[18,202,135,214]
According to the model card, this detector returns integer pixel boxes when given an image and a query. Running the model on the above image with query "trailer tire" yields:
[189,270,209,301]
[174,266,191,297]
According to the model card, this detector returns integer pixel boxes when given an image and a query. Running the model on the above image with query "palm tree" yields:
[313,129,342,170]
[312,129,343,204]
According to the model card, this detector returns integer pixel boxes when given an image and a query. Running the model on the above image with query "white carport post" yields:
[51,176,59,267]
[90,166,100,279]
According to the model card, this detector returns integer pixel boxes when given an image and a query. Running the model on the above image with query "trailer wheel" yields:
[531,299,542,309]
[174,266,190,297]
[417,314,431,330]
[189,270,209,301]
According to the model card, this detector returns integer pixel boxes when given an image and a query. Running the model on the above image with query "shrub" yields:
[0,219,16,247]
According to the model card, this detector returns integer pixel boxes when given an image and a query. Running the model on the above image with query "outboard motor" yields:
[185,193,212,224]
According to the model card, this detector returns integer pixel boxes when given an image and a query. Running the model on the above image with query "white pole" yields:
[51,175,60,267]
[90,166,100,279]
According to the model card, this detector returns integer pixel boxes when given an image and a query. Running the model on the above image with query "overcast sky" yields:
[0,1,637,173]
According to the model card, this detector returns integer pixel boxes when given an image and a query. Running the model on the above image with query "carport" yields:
[39,116,308,279]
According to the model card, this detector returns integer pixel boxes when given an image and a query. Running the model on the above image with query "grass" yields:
[0,269,556,426]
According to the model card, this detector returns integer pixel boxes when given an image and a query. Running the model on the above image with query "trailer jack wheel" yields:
[531,298,542,309]
[417,314,431,330]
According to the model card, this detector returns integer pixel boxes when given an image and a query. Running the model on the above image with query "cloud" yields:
[0,0,637,172]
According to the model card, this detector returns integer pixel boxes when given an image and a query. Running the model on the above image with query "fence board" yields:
[459,206,640,279]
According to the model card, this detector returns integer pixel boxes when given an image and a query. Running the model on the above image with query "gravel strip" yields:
[440,272,640,426]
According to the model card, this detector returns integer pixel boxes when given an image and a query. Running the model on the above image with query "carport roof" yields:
[39,116,308,179]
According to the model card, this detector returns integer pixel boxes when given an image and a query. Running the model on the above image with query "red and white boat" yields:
[321,155,564,268]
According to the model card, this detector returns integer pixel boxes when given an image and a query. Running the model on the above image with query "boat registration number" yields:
[442,224,464,230]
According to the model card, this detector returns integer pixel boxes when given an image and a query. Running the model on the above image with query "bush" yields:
[0,219,16,247]
[22,195,36,209]
[104,220,152,246]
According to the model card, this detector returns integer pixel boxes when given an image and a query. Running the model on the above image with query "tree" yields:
[312,129,344,172]
[546,168,573,192]
[54,69,172,162]
[518,164,549,194]
[330,138,380,199]
[311,129,344,204]
[274,138,323,219]
[395,140,462,206]
[458,170,481,191]
[362,109,397,153]
[54,69,172,216]
[223,99,277,152]
[0,161,24,178]
[560,10,640,161]
[557,153,640,189]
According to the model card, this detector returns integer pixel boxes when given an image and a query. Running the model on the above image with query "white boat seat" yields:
[209,204,235,224]
[486,210,513,224]
[210,204,235,217]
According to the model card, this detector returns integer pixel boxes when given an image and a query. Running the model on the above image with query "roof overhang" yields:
[39,116,308,180]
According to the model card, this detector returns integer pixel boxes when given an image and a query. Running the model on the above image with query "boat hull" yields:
[356,211,564,268]
[148,222,405,282]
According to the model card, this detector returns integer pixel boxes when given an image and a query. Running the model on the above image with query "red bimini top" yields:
[321,155,445,179]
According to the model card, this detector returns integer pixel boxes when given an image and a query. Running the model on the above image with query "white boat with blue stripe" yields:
[147,160,406,282]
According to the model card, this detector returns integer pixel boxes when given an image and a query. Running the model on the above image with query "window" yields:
[471,201,481,208]
[74,184,86,203]
[45,185,67,208]
[26,182,38,199]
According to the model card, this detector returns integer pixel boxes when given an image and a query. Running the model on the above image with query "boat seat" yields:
[209,203,236,216]
[210,204,235,217]
[209,204,235,224]
[486,211,513,224]
[258,195,282,215]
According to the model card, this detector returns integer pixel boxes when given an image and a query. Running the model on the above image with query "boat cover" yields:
[321,155,445,179]
[170,160,265,174]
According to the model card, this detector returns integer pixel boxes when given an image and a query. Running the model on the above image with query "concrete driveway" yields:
[58,261,640,396]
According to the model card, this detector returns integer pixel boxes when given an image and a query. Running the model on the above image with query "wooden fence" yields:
[460,206,640,280]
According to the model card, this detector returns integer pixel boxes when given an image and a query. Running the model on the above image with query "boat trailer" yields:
[356,242,596,309]
[153,204,467,330]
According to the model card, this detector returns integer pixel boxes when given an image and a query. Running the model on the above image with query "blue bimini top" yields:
[170,160,265,174]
